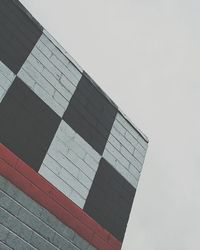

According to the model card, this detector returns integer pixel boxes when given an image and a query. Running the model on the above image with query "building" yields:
[0,1,148,249]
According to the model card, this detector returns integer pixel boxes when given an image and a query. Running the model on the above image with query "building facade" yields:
[0,1,148,249]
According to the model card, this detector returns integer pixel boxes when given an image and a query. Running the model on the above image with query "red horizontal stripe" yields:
[92,234,114,250]
[0,144,121,250]
[80,212,109,241]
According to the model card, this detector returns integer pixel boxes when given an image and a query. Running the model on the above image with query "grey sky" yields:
[20,1,200,249]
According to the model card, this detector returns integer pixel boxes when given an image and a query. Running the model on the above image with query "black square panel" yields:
[83,158,136,241]
[63,74,118,155]
[0,77,61,171]
[0,0,42,74]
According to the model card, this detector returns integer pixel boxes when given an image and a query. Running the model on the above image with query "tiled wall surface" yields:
[0,0,148,249]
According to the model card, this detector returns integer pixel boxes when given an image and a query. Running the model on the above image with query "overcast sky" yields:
[20,1,200,249]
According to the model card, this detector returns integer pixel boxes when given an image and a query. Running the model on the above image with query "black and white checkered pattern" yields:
[0,0,148,242]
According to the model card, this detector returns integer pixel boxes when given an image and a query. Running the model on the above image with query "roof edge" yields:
[83,71,149,143]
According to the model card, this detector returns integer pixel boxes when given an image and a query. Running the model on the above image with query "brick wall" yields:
[0,144,121,250]
[103,113,148,189]
[0,0,149,249]
[39,120,101,208]
[0,176,96,250]
[0,62,15,102]
[17,32,82,117]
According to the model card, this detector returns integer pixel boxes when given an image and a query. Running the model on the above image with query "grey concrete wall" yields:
[0,176,96,250]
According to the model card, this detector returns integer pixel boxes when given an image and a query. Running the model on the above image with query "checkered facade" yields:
[0,0,148,248]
